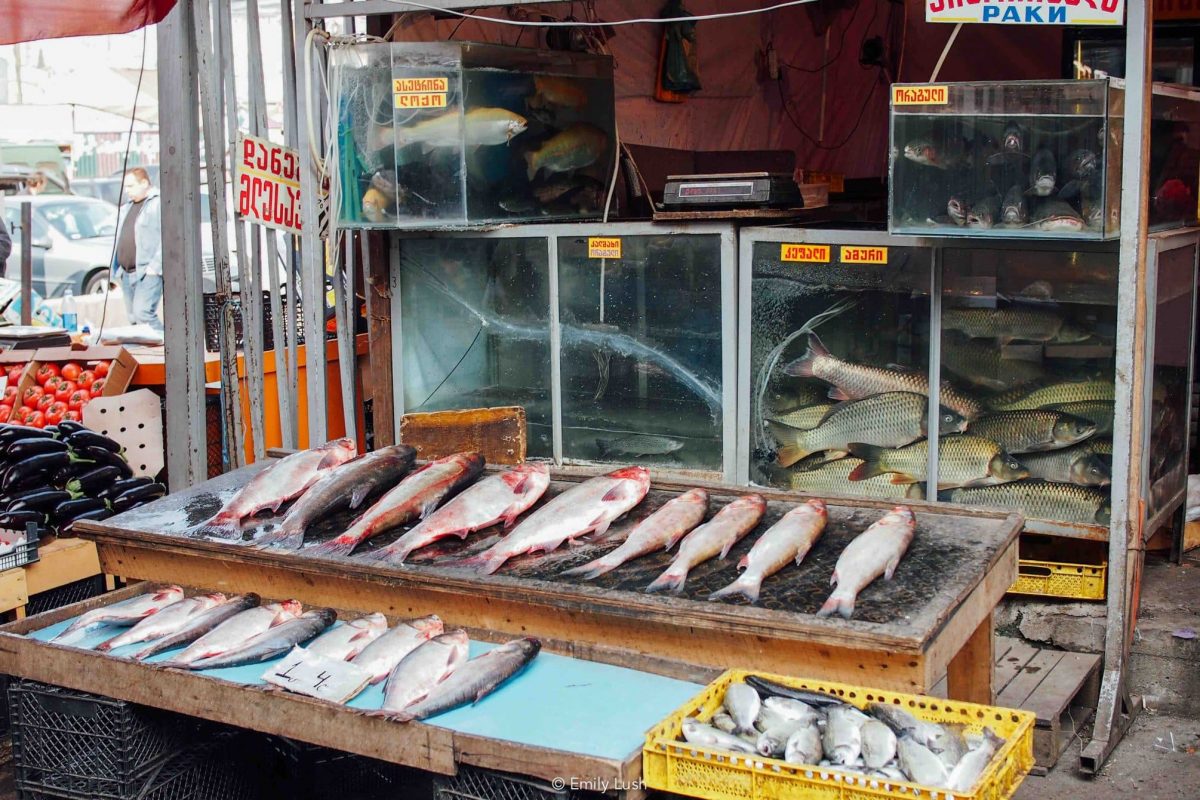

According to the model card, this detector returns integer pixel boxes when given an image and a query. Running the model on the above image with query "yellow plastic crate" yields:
[643,669,1035,800]
[1009,558,1106,601]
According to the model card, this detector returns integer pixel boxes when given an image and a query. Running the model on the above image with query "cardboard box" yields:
[7,346,138,423]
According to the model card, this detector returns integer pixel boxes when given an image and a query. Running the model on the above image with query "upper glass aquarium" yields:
[889,80,1124,240]
[331,42,615,229]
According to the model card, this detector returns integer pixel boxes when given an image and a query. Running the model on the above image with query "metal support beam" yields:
[18,203,31,326]
[304,0,561,19]
[281,0,302,446]
[158,0,209,488]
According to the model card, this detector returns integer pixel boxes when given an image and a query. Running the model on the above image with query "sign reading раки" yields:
[927,0,1124,25]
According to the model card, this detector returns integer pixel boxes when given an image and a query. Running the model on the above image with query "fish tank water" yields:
[331,42,615,230]
[889,80,1123,240]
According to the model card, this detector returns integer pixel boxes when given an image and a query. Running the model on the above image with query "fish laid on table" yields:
[848,435,1028,489]
[709,499,827,604]
[823,705,870,765]
[1000,184,1029,225]
[817,506,915,619]
[967,410,1096,453]
[255,444,417,549]
[351,614,445,684]
[646,494,766,594]
[308,452,486,558]
[193,439,357,539]
[682,718,758,755]
[132,595,262,661]
[1017,445,1112,486]
[52,586,185,643]
[782,333,982,420]
[1028,148,1057,196]
[785,458,927,501]
[376,629,470,719]
[387,637,540,722]
[769,392,965,467]
[941,332,1048,391]
[988,380,1115,412]
[1032,199,1086,232]
[185,609,337,670]
[525,122,608,181]
[945,728,1005,791]
[161,600,302,667]
[456,466,650,575]
[96,593,226,652]
[562,487,708,580]
[595,434,683,459]
[767,403,836,431]
[368,463,550,565]
[724,681,761,735]
[966,193,1001,229]
[305,612,388,661]
[944,480,1111,525]
[375,107,528,151]
[942,307,1089,344]
[1044,400,1115,436]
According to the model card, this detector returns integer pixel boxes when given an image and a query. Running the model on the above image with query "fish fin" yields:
[306,536,359,558]
[845,445,886,481]
[508,474,530,494]
[349,484,375,510]
[191,516,243,541]
[775,445,810,469]
[890,474,917,485]
[253,523,305,550]
[646,564,689,594]
[719,538,738,560]
[600,485,628,502]
[884,553,903,581]
[361,545,405,565]
[524,151,538,181]
[794,545,813,566]
[885,363,920,374]
[816,593,854,619]
[708,579,760,604]
[589,517,612,537]
[827,387,853,401]
[781,333,830,378]
[450,550,508,575]
[560,559,609,580]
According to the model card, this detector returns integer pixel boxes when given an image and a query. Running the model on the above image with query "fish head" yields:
[412,614,444,637]
[357,612,389,631]
[947,195,969,225]
[757,733,785,757]
[883,506,915,527]
[607,465,651,492]
[1002,125,1023,152]
[1072,150,1098,177]
[1096,498,1112,526]
[437,628,470,646]
[154,586,185,601]
[199,592,227,607]
[805,498,827,516]
[1052,322,1092,344]
[966,208,994,229]
[1053,415,1097,444]
[507,114,529,139]
[989,453,1029,482]
[903,140,937,165]
[1070,454,1112,487]
[937,408,969,435]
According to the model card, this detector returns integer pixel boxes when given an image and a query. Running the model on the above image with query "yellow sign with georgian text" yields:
[588,237,621,259]
[393,77,449,109]
[840,246,888,265]
[891,85,948,106]
[780,244,831,263]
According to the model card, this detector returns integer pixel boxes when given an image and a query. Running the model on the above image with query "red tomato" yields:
[11,406,30,424]
[44,401,68,426]
[35,364,60,385]
[43,375,64,394]
[21,386,44,409]
[89,379,106,397]
[63,410,82,423]
[60,362,82,382]
[76,370,96,390]
[25,410,45,428]
[0,404,12,422]
[68,389,90,410]
[7,365,24,385]
[54,381,77,402]
[36,394,55,413]
[2,386,17,405]
[93,361,110,379]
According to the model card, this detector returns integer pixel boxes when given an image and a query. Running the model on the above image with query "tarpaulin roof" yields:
[0,0,177,45]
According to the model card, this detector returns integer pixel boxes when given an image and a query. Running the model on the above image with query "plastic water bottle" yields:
[62,289,78,332]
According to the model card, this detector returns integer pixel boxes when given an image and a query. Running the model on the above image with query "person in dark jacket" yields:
[0,198,11,273]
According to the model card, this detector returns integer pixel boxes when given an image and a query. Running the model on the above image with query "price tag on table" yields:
[262,647,372,704]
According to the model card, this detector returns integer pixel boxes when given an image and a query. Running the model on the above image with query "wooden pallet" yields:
[932,636,1101,774]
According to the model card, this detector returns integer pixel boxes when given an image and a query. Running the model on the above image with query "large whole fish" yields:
[823,705,870,765]
[193,439,357,539]
[784,723,824,765]
[817,506,915,619]
[967,410,1096,453]
[646,494,766,594]
[941,332,1048,391]
[786,458,927,501]
[186,609,336,670]
[595,434,683,459]
[374,107,528,151]
[966,193,1001,229]
[709,499,827,604]
[255,445,417,549]
[351,614,444,684]
[942,307,1089,344]
[945,480,1111,525]
[388,637,540,722]
[368,463,550,565]
[902,138,966,170]
[724,682,761,735]
[1019,445,1112,486]
[527,76,588,111]
[456,467,651,575]
[308,452,486,558]
[561,487,708,580]
[769,392,965,467]
[132,594,262,661]
[849,435,1028,489]
[947,193,970,227]
[162,600,302,667]
[53,586,185,643]
[524,123,607,181]
[377,629,471,718]
[96,593,226,652]
[1044,400,1115,435]
[305,612,388,661]
[897,733,949,787]
[682,718,758,755]
[860,719,898,769]
[1028,148,1057,196]
[1000,184,1028,226]
[1033,199,1086,232]
[783,334,982,420]
[945,728,1004,791]
[988,379,1114,411]
[767,403,836,431]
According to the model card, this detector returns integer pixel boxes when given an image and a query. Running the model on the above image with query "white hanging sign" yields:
[235,134,303,234]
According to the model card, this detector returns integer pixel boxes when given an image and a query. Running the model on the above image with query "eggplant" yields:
[3,471,52,495]
[110,483,166,513]
[51,497,107,524]
[0,426,53,446]
[2,451,90,491]
[0,510,44,530]
[79,446,131,478]
[4,437,69,461]
[65,466,123,496]
[61,507,113,533]
[65,431,123,454]
[7,490,74,514]
[98,476,154,501]
[54,421,87,436]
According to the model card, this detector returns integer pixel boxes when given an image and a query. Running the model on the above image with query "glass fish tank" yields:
[889,80,1124,240]
[331,42,615,229]
[1149,85,1200,231]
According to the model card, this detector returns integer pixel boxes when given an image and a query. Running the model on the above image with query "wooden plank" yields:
[994,638,1040,696]
[366,231,394,447]
[400,407,527,466]
[994,636,1018,666]
[926,636,1020,700]
[946,612,994,705]
[1024,651,1102,724]
[25,538,102,596]
[1183,520,1200,553]
[0,568,28,615]
[997,649,1066,711]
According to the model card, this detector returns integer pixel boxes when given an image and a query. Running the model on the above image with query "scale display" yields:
[662,172,802,209]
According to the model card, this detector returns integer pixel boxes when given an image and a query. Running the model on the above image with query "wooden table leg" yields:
[947,611,994,704]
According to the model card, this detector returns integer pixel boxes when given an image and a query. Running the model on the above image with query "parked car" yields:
[2,194,118,297]
[0,165,70,196]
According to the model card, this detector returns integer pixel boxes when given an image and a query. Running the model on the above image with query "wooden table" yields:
[0,536,109,619]
[78,464,1022,705]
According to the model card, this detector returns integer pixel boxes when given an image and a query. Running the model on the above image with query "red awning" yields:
[0,0,178,45]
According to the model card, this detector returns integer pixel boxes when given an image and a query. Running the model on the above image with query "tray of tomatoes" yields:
[2,359,112,428]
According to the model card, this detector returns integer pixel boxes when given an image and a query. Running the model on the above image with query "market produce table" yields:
[74,463,1022,706]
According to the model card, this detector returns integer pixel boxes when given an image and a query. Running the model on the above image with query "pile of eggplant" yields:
[0,422,165,536]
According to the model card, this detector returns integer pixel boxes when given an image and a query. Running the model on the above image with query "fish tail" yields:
[708,577,760,604]
[361,545,409,566]
[846,444,887,480]
[253,522,305,550]
[560,556,615,580]
[781,333,829,378]
[190,515,243,540]
[816,592,855,619]
[524,151,538,181]
[646,564,689,594]
[94,638,119,652]
[364,709,415,723]
[450,550,508,575]
[307,536,360,558]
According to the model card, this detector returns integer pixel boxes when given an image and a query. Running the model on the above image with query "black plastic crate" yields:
[9,680,199,800]
[24,576,107,617]
[270,741,430,800]
[202,291,305,353]
[0,522,40,572]
[433,766,570,800]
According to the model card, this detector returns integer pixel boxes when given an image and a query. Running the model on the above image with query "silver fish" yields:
[163,601,302,667]
[390,637,540,722]
[1028,148,1056,196]
[646,494,766,594]
[53,586,185,643]
[185,609,336,670]
[351,614,444,684]
[255,445,416,549]
[1001,184,1028,225]
[763,696,821,725]
[945,728,1004,791]
[784,723,824,765]
[596,434,683,458]
[682,718,758,755]
[709,499,827,604]
[897,733,949,787]
[724,682,761,735]
[966,194,1000,229]
[860,719,898,769]
[817,506,915,619]
[132,594,262,661]
[96,593,225,652]
[562,488,708,580]
[194,439,357,539]
[305,612,389,661]
[947,194,970,226]
[823,705,869,765]
[929,723,968,771]
[378,629,471,718]
[1019,445,1112,486]
[757,718,810,758]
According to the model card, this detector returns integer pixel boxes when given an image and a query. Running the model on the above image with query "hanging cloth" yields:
[656,0,701,103]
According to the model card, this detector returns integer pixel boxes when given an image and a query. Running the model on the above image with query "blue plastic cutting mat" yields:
[29,618,702,760]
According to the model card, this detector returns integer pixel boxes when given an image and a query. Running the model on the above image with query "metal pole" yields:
[19,202,31,326]
[335,233,358,441]
[281,0,302,443]
[158,0,209,488]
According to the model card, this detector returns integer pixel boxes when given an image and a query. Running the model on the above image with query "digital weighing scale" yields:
[662,172,803,209]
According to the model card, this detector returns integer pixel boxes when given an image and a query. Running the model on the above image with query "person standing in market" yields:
[111,167,163,332]
[0,196,10,275]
